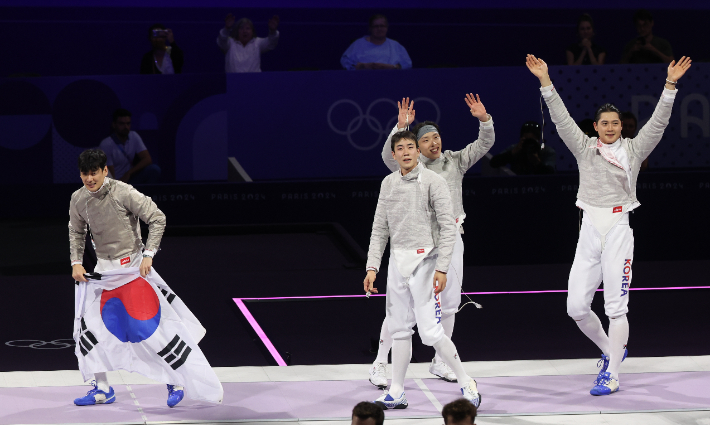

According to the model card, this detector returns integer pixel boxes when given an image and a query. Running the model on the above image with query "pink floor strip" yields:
[233,298,287,366]
[234,286,710,366]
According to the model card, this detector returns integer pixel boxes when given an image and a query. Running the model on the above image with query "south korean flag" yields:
[73,267,223,404]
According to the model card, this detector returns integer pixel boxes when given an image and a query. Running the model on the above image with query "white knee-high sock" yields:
[434,313,455,363]
[94,372,110,393]
[389,338,411,396]
[575,312,610,356]
[374,318,393,364]
[607,314,629,380]
[432,335,471,388]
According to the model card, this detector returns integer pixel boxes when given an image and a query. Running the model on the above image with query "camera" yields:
[152,29,169,38]
[521,138,541,155]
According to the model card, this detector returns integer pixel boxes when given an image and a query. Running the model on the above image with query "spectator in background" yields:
[621,111,649,171]
[140,24,183,74]
[489,121,556,175]
[578,118,597,137]
[351,401,384,425]
[621,9,674,64]
[217,13,280,73]
[442,398,477,425]
[99,109,161,184]
[566,14,606,65]
[341,14,412,70]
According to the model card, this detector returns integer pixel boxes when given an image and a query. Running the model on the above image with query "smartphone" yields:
[152,29,169,38]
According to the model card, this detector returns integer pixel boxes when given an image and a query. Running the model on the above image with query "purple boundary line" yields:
[238,286,710,302]
[233,298,287,366]
[233,286,710,366]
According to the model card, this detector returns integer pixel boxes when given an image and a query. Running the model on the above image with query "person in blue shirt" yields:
[341,15,412,70]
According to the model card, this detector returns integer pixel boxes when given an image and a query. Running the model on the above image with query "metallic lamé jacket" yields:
[68,178,166,263]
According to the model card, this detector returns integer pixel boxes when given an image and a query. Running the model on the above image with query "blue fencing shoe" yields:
[167,384,184,408]
[374,390,407,410]
[590,371,619,396]
[74,382,116,406]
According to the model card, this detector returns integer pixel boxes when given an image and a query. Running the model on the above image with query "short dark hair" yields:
[352,401,384,425]
[442,398,476,424]
[369,14,388,27]
[412,120,441,139]
[520,121,541,140]
[634,9,654,23]
[391,130,418,152]
[594,103,622,123]
[78,149,107,174]
[148,23,165,39]
[620,111,637,125]
[113,108,132,122]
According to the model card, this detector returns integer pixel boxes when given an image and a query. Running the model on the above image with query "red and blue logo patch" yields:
[100,277,161,343]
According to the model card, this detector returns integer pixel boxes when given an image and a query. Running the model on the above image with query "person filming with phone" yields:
[621,9,674,64]
[141,24,184,74]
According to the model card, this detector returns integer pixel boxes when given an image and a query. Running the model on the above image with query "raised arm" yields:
[257,15,280,52]
[217,13,234,53]
[630,57,691,160]
[454,93,495,171]
[526,54,590,158]
[381,98,414,171]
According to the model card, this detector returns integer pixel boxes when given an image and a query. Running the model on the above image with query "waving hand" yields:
[465,93,488,122]
[667,56,692,83]
[397,97,415,129]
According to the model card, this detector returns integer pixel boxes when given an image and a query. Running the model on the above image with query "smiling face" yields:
[392,137,420,174]
[593,112,622,144]
[81,166,108,192]
[418,131,442,159]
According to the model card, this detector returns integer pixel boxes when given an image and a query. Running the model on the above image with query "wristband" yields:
[665,79,677,85]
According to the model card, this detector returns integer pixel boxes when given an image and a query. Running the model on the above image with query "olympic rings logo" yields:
[327,97,441,151]
[5,339,75,349]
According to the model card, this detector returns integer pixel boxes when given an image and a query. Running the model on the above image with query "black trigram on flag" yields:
[79,318,99,356]
[157,335,192,370]
[160,288,176,304]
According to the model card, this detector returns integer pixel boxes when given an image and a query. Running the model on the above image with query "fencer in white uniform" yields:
[525,54,692,395]
[363,131,481,410]
[368,96,494,386]
[69,149,185,407]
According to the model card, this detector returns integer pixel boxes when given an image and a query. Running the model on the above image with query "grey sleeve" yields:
[454,116,495,172]
[381,125,402,172]
[628,89,676,160]
[366,180,390,272]
[68,196,87,264]
[544,90,591,158]
[430,177,456,272]
[121,187,166,252]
